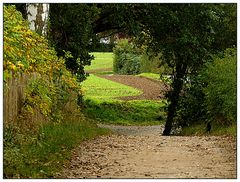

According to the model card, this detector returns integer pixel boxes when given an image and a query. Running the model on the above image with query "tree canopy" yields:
[136,4,228,135]
[49,3,237,135]
[12,3,237,135]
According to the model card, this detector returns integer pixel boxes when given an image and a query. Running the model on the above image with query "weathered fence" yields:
[3,72,45,126]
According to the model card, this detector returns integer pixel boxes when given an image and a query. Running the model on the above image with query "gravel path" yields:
[97,124,164,136]
[98,74,168,100]
[57,74,236,179]
[57,125,236,179]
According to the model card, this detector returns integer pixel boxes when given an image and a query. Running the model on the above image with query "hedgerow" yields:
[204,48,237,124]
[3,6,86,178]
[113,39,141,75]
[4,5,81,125]
[175,48,236,130]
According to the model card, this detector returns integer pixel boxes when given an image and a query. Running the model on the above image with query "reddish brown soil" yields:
[98,74,169,100]
[86,67,113,74]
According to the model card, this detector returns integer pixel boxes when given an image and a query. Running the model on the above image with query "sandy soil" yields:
[99,74,169,100]
[56,125,236,179]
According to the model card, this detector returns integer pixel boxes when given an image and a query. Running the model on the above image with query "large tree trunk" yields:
[26,3,49,36]
[162,63,186,136]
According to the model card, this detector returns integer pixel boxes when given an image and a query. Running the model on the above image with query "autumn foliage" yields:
[3,5,82,124]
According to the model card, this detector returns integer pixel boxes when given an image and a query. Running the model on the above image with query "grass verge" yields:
[83,99,166,126]
[179,122,237,137]
[4,111,110,178]
[82,72,166,126]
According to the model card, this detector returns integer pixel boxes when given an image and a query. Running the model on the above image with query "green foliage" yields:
[175,48,236,134]
[180,122,236,137]
[24,78,53,117]
[113,39,141,75]
[82,74,142,100]
[3,6,95,178]
[84,52,114,72]
[212,4,237,51]
[49,4,100,81]
[4,110,110,178]
[204,48,237,124]
[3,5,57,79]
[136,4,236,135]
[83,99,166,126]
[140,52,172,75]
[174,78,207,128]
[4,5,82,124]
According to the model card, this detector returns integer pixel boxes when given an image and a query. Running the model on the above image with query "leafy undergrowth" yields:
[82,74,142,101]
[84,52,113,71]
[4,111,110,178]
[83,99,166,126]
[179,122,236,137]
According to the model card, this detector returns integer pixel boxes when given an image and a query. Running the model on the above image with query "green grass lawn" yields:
[82,74,142,101]
[84,52,113,71]
[137,72,161,81]
[82,53,166,125]
[81,74,166,125]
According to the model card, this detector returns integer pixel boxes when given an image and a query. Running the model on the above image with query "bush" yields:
[3,5,63,79]
[3,5,82,124]
[175,48,237,129]
[2,6,110,179]
[174,75,207,127]
[204,48,236,124]
[140,52,172,75]
[113,39,141,75]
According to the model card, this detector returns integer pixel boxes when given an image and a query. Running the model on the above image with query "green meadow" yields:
[84,52,114,72]
[81,53,166,126]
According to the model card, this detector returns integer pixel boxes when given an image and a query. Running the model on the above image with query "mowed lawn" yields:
[85,52,114,71]
[82,74,142,101]
[82,52,166,125]
[81,74,165,126]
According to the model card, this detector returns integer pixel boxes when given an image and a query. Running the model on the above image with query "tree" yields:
[7,3,50,36]
[211,4,237,51]
[49,4,140,81]
[137,4,226,135]
[49,4,100,81]
[26,3,49,36]
[17,3,235,135]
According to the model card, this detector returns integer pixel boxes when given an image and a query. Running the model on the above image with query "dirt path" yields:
[57,125,236,179]
[98,74,168,100]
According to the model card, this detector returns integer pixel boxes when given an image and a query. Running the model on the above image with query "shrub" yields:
[174,75,207,127]
[204,48,237,124]
[175,48,237,129]
[113,39,141,74]
[3,5,96,178]
[3,5,82,125]
[140,52,172,75]
[3,5,57,79]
